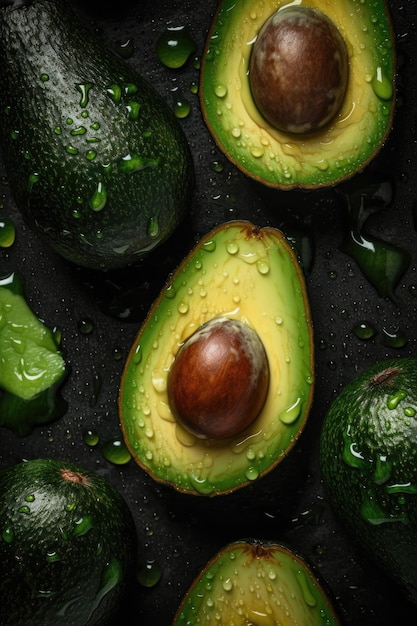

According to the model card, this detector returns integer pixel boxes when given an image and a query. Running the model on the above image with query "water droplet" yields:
[382,327,408,348]
[119,153,158,173]
[102,437,131,465]
[73,515,94,537]
[77,83,92,108]
[107,84,122,104]
[156,26,197,69]
[89,181,107,211]
[226,241,239,255]
[147,216,160,239]
[2,526,14,543]
[352,321,377,340]
[116,38,134,59]
[387,389,408,410]
[279,397,302,425]
[174,99,191,119]
[256,258,270,275]
[214,84,227,98]
[126,100,141,120]
[372,66,393,100]
[83,428,100,447]
[177,300,189,314]
[136,559,163,587]
[245,466,259,481]
[0,217,16,248]
[77,317,94,335]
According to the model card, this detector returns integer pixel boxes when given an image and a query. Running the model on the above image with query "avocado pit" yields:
[249,6,349,134]
[167,317,270,440]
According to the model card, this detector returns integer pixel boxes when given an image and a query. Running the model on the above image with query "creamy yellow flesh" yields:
[174,542,339,625]
[201,0,394,188]
[120,222,314,495]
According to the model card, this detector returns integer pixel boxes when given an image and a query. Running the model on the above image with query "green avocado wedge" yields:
[119,221,314,496]
[173,539,341,625]
[0,0,194,270]
[0,458,138,626]
[200,0,395,189]
[0,272,68,436]
[320,357,417,605]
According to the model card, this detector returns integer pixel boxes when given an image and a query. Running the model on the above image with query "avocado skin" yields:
[0,0,194,270]
[0,458,137,625]
[320,357,417,605]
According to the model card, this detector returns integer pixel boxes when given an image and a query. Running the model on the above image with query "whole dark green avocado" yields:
[0,458,138,625]
[0,0,194,270]
[320,357,417,605]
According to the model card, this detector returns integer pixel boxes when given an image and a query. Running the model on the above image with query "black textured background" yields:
[1,1,416,624]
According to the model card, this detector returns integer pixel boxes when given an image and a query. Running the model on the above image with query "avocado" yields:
[119,220,314,496]
[0,271,68,436]
[0,0,194,270]
[173,539,341,625]
[320,357,417,605]
[0,457,137,626]
[200,0,395,189]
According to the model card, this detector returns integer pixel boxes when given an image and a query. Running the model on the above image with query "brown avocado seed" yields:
[167,317,270,440]
[249,6,349,134]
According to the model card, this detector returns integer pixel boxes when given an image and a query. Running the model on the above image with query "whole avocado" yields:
[0,458,138,625]
[320,358,417,605]
[0,0,194,270]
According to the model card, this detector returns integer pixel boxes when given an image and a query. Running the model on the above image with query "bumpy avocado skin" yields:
[173,539,341,625]
[0,458,138,626]
[320,357,417,605]
[200,0,395,189]
[0,0,194,270]
[119,221,314,496]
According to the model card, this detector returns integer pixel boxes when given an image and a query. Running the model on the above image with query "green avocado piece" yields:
[119,220,314,496]
[0,272,66,401]
[200,0,395,189]
[0,458,137,626]
[0,0,194,270]
[173,539,341,625]
[320,357,417,604]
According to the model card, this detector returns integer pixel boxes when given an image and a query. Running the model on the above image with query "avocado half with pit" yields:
[119,221,314,496]
[200,0,395,189]
[173,539,341,625]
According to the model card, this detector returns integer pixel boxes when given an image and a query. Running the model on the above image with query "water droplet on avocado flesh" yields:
[200,0,395,189]
[119,221,314,496]
[173,540,340,625]
[320,358,417,604]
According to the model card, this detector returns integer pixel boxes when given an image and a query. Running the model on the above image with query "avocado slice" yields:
[119,221,314,496]
[200,0,395,189]
[320,357,417,604]
[0,458,137,626]
[173,539,341,625]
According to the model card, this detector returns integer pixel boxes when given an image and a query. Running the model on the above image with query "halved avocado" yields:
[173,539,341,625]
[119,221,314,496]
[200,0,395,189]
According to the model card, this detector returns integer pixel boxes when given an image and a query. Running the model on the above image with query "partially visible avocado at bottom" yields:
[173,539,341,625]
[320,357,417,605]
[0,458,138,626]
[119,220,314,496]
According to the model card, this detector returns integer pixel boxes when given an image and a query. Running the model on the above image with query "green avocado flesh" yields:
[0,272,66,400]
[0,458,137,626]
[173,540,340,625]
[320,357,417,604]
[119,221,314,496]
[200,0,395,189]
[0,0,194,270]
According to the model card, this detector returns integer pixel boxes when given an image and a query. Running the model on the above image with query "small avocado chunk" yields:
[0,458,138,626]
[200,0,395,189]
[0,272,68,436]
[320,358,417,604]
[119,221,314,496]
[173,539,341,625]
[249,6,349,134]
[0,0,194,270]
[167,317,270,439]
